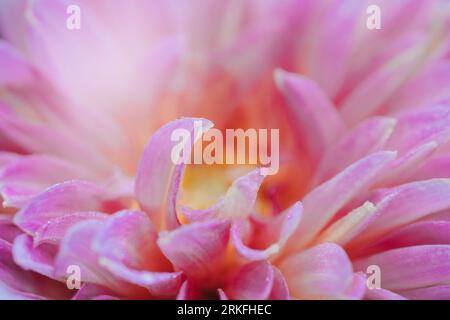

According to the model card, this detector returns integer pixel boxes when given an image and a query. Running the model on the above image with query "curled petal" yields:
[34,212,108,246]
[0,155,92,208]
[181,169,266,222]
[99,258,183,298]
[14,180,123,235]
[12,234,56,278]
[54,221,136,296]
[232,202,302,261]
[93,210,169,272]
[135,118,213,230]
[157,219,230,281]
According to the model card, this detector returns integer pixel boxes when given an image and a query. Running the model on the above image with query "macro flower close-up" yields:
[1,0,450,301]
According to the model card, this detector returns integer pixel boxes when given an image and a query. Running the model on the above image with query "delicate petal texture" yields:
[14,181,123,235]
[315,201,377,246]
[279,243,353,299]
[288,151,396,250]
[158,219,230,281]
[354,245,450,291]
[352,179,450,247]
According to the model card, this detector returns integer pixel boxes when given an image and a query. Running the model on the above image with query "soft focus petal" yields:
[279,243,353,299]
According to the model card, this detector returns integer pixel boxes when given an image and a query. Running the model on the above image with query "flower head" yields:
[1,0,450,300]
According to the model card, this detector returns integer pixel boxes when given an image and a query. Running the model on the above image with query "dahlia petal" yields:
[341,273,367,300]
[135,118,213,230]
[12,234,55,278]
[279,243,353,299]
[354,179,450,245]
[72,283,117,300]
[54,220,133,294]
[364,288,407,300]
[232,202,302,261]
[0,238,69,299]
[99,257,183,298]
[0,41,34,86]
[315,117,396,184]
[275,69,346,161]
[412,154,450,180]
[0,215,21,243]
[315,201,377,246]
[217,169,265,219]
[353,245,450,291]
[226,261,274,300]
[366,221,450,253]
[176,280,202,300]
[0,155,91,208]
[384,60,450,113]
[399,285,450,300]
[340,32,440,125]
[0,105,111,173]
[92,210,169,272]
[14,180,122,235]
[181,169,265,222]
[386,104,450,154]
[157,219,230,280]
[373,141,438,187]
[34,212,108,246]
[288,151,396,250]
[0,151,20,167]
[217,288,229,300]
[303,0,364,98]
[269,266,290,300]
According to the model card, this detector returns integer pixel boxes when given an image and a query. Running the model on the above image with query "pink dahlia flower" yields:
[1,0,450,300]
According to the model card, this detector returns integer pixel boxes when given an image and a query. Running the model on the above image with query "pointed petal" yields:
[275,70,345,161]
[14,180,123,235]
[315,201,377,246]
[353,179,450,245]
[288,151,396,250]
